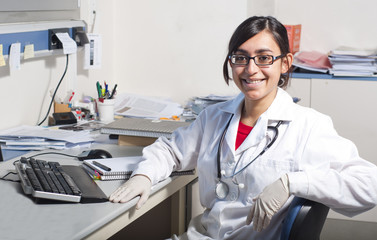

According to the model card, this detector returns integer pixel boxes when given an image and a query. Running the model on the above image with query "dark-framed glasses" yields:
[229,54,285,66]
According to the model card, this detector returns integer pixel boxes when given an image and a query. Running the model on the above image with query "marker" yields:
[109,84,118,99]
[93,161,111,171]
[96,81,102,99]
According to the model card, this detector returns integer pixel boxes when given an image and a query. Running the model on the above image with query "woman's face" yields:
[230,30,292,106]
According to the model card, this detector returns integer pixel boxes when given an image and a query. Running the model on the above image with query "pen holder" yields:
[97,99,115,123]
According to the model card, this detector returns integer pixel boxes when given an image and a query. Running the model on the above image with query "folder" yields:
[100,117,190,139]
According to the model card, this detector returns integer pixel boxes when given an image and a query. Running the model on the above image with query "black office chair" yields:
[280,197,330,240]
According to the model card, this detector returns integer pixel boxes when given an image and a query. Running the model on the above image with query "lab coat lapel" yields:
[218,93,243,156]
[235,88,294,154]
[236,116,268,154]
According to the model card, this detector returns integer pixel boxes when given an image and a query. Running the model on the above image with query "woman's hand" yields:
[246,174,290,231]
[109,174,152,209]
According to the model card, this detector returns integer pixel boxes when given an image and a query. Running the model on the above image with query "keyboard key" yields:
[47,171,66,194]
[61,172,81,196]
[42,169,59,193]
[25,168,43,191]
[34,168,52,192]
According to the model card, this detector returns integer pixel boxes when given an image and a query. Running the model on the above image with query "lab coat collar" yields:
[264,88,295,122]
[217,88,295,154]
[218,88,295,122]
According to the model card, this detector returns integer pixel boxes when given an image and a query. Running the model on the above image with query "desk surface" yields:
[0,144,196,240]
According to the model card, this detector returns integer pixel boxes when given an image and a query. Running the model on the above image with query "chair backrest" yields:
[281,197,329,240]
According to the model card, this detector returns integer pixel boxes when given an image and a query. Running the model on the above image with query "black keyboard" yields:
[15,157,82,203]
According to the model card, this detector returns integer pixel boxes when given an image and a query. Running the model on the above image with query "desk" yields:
[0,143,197,240]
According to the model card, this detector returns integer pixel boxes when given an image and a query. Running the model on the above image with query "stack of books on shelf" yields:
[328,47,377,77]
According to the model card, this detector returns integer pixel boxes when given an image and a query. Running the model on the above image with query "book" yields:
[100,117,190,139]
[284,24,301,54]
[83,156,195,181]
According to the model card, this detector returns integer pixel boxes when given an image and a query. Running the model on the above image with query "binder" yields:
[83,156,195,181]
[100,117,190,139]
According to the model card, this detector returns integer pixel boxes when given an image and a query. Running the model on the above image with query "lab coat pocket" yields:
[244,157,294,195]
[258,158,294,172]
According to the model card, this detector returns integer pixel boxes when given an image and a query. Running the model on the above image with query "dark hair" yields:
[222,16,291,89]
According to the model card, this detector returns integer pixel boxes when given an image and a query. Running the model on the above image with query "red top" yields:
[235,121,253,150]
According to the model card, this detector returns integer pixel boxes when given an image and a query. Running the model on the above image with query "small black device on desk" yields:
[15,157,108,203]
[52,112,77,125]
[77,149,113,161]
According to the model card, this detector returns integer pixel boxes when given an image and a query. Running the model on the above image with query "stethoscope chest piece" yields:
[215,181,229,200]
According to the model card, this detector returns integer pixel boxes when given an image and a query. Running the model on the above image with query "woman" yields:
[110,16,377,239]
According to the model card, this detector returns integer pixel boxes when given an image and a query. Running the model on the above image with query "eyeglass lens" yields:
[231,55,275,66]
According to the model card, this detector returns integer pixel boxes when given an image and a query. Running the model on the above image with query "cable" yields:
[0,152,79,182]
[37,54,69,126]
[0,172,20,183]
[27,152,78,159]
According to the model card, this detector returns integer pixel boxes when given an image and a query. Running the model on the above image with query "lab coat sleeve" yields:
[288,115,377,217]
[131,117,204,185]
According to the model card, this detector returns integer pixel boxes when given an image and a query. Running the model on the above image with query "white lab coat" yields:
[133,88,377,240]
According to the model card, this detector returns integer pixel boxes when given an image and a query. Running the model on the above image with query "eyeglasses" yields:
[229,54,285,66]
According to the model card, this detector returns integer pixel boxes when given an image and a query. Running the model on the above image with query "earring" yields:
[278,78,285,87]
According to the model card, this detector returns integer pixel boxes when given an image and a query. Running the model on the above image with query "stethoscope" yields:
[215,114,283,200]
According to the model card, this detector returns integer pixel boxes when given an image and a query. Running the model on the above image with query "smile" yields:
[243,79,264,84]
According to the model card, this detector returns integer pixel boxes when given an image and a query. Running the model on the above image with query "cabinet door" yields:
[286,78,311,107]
[311,78,377,222]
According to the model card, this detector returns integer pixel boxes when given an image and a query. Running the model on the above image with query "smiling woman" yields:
[109,16,377,240]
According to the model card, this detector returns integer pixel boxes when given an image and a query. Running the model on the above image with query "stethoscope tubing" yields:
[216,115,283,181]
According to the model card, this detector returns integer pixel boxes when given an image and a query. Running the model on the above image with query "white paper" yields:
[0,125,94,144]
[55,32,77,54]
[84,33,102,69]
[114,93,184,119]
[9,42,21,70]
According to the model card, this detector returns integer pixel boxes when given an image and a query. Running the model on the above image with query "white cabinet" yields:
[286,78,311,107]
[288,77,377,223]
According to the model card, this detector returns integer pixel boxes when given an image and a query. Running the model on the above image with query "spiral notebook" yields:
[83,156,195,181]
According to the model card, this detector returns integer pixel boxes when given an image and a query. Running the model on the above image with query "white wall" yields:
[248,0,377,53]
[111,0,244,104]
[2,0,377,130]
[0,0,245,130]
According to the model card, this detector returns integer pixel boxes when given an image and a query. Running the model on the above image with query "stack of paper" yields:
[292,51,331,73]
[188,94,235,115]
[328,47,377,77]
[0,125,94,151]
[114,93,184,119]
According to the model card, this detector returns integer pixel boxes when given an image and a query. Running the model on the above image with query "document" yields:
[0,125,94,150]
[55,32,77,54]
[292,51,330,73]
[84,34,102,69]
[23,44,35,59]
[0,44,6,67]
[9,42,21,70]
[114,93,184,119]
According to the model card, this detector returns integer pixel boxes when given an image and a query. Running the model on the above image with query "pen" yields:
[83,164,101,180]
[68,91,75,103]
[93,161,111,171]
[109,84,118,99]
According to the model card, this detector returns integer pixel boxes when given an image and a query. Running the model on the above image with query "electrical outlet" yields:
[72,27,89,46]
[48,28,69,50]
